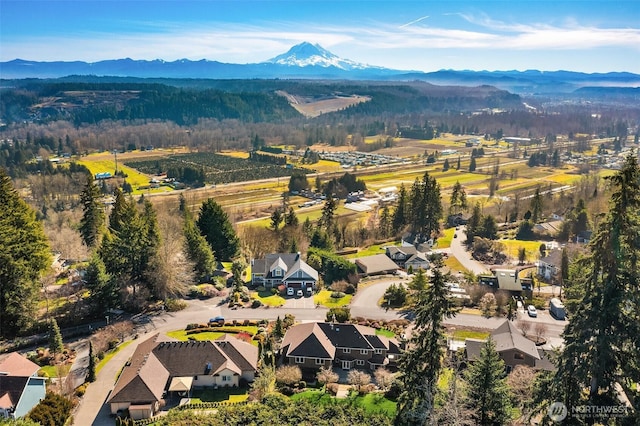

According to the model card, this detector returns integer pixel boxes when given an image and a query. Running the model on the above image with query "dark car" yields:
[209,316,225,324]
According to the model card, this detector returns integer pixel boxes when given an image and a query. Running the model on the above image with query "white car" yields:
[296,289,304,297]
[527,305,538,318]
[287,287,294,296]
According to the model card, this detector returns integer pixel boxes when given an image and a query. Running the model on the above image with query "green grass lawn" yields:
[39,363,71,378]
[95,340,133,375]
[498,239,545,262]
[314,289,353,308]
[375,328,395,338]
[343,241,397,259]
[435,227,456,249]
[252,290,285,307]
[450,329,490,340]
[166,325,260,346]
[190,387,249,404]
[291,390,396,417]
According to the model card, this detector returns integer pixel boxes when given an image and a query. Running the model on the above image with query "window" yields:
[274,268,282,277]
[316,358,324,365]
[295,357,304,364]
[343,348,351,354]
[356,359,365,366]
[375,349,383,354]
[514,352,525,360]
[360,349,368,355]
[222,375,230,382]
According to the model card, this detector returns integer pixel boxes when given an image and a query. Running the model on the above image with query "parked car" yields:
[287,287,294,296]
[296,289,304,297]
[209,316,225,324]
[527,305,538,318]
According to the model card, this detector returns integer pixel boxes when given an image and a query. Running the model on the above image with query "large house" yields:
[465,320,554,372]
[108,334,258,420]
[251,253,318,292]
[352,254,399,276]
[538,249,563,281]
[385,246,430,269]
[280,322,401,372]
[0,352,47,419]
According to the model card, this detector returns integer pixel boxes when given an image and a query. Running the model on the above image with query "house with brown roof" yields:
[280,322,401,372]
[465,320,554,372]
[0,352,47,419]
[352,254,399,276]
[107,334,258,420]
[251,253,318,292]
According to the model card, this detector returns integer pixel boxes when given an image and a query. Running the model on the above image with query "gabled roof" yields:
[108,334,169,404]
[493,269,523,292]
[0,353,40,377]
[281,322,401,360]
[353,254,399,275]
[540,249,563,267]
[386,246,418,257]
[269,256,289,273]
[153,340,236,376]
[254,253,300,275]
[406,253,429,264]
[491,320,540,360]
[215,335,259,372]
[281,323,335,359]
[0,376,28,410]
[282,258,319,281]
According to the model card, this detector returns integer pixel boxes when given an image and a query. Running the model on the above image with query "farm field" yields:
[76,157,170,194]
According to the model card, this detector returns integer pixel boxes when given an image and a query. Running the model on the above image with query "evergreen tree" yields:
[87,341,96,382]
[108,187,128,233]
[0,168,51,338]
[378,206,392,238]
[456,156,461,170]
[319,197,337,230]
[183,214,216,282]
[284,207,298,227]
[466,202,483,245]
[79,176,105,247]
[49,319,64,355]
[396,259,459,425]
[543,153,640,421]
[196,198,240,261]
[85,253,118,315]
[408,172,442,240]
[392,184,409,232]
[480,214,498,239]
[270,208,283,231]
[309,228,333,251]
[469,156,477,172]
[449,180,468,215]
[442,158,450,171]
[530,186,543,222]
[273,316,284,339]
[464,338,513,425]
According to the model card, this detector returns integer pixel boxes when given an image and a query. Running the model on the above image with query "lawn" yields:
[252,290,285,307]
[190,387,249,404]
[375,328,395,338]
[39,363,71,378]
[498,239,545,262]
[314,289,353,308]
[77,157,169,194]
[166,325,260,346]
[450,329,490,340]
[435,227,456,249]
[443,255,470,275]
[343,241,396,259]
[291,390,396,417]
[96,340,133,375]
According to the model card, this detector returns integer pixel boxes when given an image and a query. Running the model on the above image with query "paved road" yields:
[449,226,491,275]
[73,275,567,425]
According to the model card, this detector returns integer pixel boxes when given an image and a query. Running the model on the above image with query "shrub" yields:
[345,284,356,295]
[276,365,302,386]
[330,280,349,293]
[186,323,200,330]
[256,286,266,292]
[331,291,346,299]
[200,284,217,298]
[326,307,351,323]
[188,285,203,298]
[326,383,339,395]
[75,383,88,397]
[271,288,279,295]
[27,392,74,426]
[251,299,263,308]
[165,298,187,312]
[108,340,119,350]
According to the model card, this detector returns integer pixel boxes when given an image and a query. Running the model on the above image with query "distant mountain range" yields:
[2,42,639,95]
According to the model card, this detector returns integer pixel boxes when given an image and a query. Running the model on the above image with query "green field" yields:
[77,157,170,195]
[314,289,352,308]
[290,390,396,417]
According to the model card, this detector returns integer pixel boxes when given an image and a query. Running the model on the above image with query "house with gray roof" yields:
[108,334,258,420]
[251,253,318,291]
[465,320,554,372]
[280,322,401,372]
[0,352,46,419]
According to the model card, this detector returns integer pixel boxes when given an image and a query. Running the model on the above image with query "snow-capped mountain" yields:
[266,42,375,70]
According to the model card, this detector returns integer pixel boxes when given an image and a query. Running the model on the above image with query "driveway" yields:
[449,226,491,275]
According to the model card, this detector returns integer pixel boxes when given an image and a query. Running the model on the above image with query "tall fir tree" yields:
[85,253,118,315]
[464,338,513,425]
[49,318,64,355]
[392,184,409,232]
[541,153,640,422]
[396,259,459,425]
[0,168,51,338]
[79,175,105,247]
[196,198,240,261]
[183,212,216,282]
[87,341,96,382]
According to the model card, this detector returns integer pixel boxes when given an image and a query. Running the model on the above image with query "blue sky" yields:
[1,0,639,73]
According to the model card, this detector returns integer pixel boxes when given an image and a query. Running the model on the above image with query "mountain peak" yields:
[266,42,369,70]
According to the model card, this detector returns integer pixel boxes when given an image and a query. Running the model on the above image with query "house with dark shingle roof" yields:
[280,322,401,372]
[465,320,554,372]
[108,334,258,420]
[0,352,46,419]
[251,253,318,291]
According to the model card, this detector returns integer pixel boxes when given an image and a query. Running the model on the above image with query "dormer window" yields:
[274,268,282,277]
